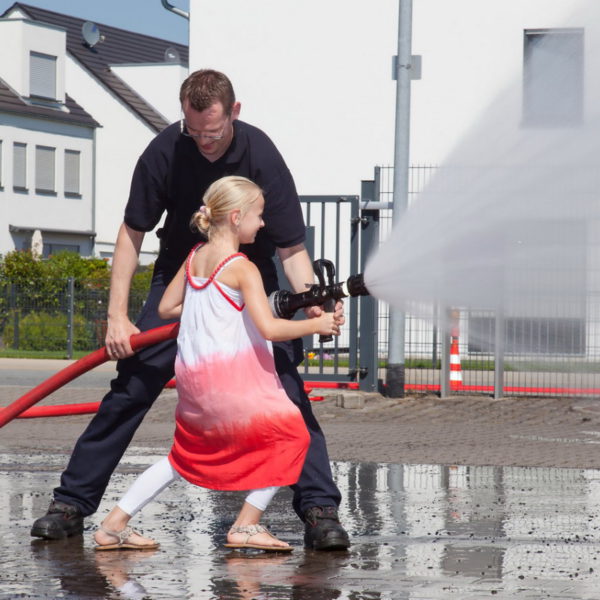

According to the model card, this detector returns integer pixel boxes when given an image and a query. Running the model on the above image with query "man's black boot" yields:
[304,506,350,551]
[30,500,84,540]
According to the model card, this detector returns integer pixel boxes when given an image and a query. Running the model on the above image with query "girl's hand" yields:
[315,312,340,337]
[305,300,345,326]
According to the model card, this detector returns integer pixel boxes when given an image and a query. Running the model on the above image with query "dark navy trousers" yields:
[54,272,341,520]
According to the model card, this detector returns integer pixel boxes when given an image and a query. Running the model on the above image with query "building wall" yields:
[63,55,160,263]
[189,0,399,195]
[0,114,94,256]
[111,62,188,124]
[0,18,66,101]
[3,8,168,264]
[410,0,586,165]
[189,0,588,194]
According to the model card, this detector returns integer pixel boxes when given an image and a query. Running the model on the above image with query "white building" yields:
[188,0,600,365]
[0,2,189,262]
[187,0,588,192]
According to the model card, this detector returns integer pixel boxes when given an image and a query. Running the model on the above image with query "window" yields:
[13,142,27,191]
[523,28,584,127]
[0,140,3,188]
[64,149,81,195]
[35,145,56,193]
[43,242,80,257]
[30,51,57,99]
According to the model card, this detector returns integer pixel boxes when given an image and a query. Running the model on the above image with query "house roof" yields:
[2,2,189,133]
[0,77,99,128]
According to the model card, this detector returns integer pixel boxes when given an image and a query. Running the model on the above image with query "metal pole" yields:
[494,309,505,399]
[11,283,19,350]
[386,0,413,397]
[440,307,451,398]
[66,277,74,359]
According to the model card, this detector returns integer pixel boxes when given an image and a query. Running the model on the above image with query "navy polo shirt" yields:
[124,120,306,294]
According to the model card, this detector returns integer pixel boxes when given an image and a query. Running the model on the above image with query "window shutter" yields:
[30,52,57,99]
[64,150,80,194]
[13,143,26,189]
[35,145,55,192]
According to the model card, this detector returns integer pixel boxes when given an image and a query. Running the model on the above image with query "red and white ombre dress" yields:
[168,243,310,490]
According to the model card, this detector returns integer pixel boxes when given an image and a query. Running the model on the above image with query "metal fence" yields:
[296,195,364,383]
[4,170,599,399]
[0,279,146,357]
[373,165,600,398]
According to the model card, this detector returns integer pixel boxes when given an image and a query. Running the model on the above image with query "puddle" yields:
[2,456,600,598]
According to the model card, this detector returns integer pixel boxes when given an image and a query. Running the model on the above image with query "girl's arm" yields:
[158,261,186,319]
[235,260,338,341]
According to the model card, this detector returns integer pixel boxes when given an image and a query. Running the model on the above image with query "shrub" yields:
[2,312,94,351]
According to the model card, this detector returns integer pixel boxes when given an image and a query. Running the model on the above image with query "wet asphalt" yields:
[2,360,600,598]
[4,460,600,599]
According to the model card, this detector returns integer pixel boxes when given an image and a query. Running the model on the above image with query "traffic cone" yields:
[450,335,463,390]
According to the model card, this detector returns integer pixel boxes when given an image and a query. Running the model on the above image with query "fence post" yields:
[358,179,380,392]
[432,307,438,368]
[494,309,505,399]
[10,283,19,350]
[66,277,74,359]
[348,195,360,379]
[440,307,451,398]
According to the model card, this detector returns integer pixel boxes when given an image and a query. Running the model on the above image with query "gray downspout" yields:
[160,0,189,19]
[91,127,97,256]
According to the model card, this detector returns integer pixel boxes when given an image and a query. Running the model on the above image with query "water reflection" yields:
[2,458,600,598]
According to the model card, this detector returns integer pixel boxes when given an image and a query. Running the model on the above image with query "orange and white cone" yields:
[450,335,462,390]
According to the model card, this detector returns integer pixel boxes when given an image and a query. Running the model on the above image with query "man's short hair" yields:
[179,69,236,114]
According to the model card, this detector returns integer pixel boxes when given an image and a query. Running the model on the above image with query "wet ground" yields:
[3,455,600,599]
[3,359,600,598]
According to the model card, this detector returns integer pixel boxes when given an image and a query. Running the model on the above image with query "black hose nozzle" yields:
[268,272,370,321]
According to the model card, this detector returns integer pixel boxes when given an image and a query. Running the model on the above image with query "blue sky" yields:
[0,0,189,44]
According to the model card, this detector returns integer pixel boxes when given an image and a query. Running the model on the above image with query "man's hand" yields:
[105,314,140,360]
[105,223,145,360]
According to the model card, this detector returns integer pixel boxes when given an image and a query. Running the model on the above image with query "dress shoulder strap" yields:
[185,242,205,281]
[186,248,248,290]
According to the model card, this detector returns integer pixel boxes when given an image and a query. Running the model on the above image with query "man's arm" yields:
[105,222,145,359]
[277,243,345,323]
[277,243,314,295]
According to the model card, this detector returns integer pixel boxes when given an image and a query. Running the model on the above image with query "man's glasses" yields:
[180,119,226,141]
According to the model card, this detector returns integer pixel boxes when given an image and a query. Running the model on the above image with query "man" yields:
[31,69,350,551]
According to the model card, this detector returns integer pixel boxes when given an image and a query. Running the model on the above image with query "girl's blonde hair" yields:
[191,176,262,239]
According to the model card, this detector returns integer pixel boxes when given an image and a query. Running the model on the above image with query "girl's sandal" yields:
[224,524,293,552]
[94,525,160,551]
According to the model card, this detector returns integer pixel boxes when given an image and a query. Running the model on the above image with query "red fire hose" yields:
[0,323,179,428]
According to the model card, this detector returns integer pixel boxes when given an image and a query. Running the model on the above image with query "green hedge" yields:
[3,311,94,351]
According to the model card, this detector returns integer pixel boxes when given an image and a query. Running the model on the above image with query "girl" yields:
[93,176,339,552]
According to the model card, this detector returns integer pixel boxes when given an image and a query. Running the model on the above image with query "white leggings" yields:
[118,456,279,516]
